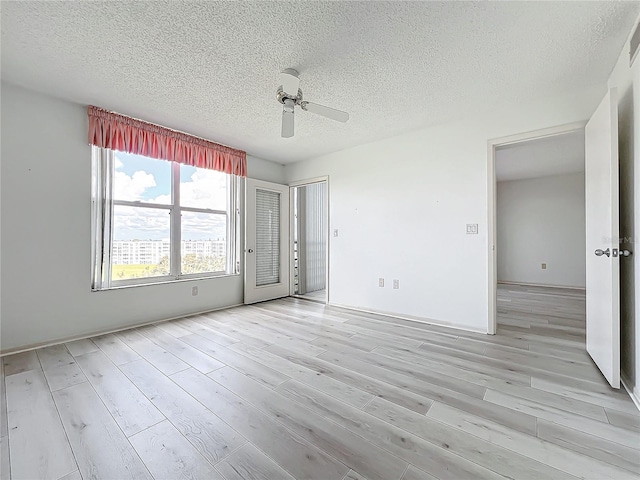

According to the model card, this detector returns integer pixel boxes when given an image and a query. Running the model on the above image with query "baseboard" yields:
[621,371,640,412]
[498,281,586,291]
[0,302,243,357]
[329,302,487,335]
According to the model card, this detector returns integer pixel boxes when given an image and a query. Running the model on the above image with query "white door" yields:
[585,88,620,388]
[245,179,290,304]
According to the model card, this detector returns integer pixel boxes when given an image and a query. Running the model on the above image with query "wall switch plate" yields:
[541,263,547,270]
[393,279,399,289]
[192,286,198,296]
[333,229,339,237]
[466,224,478,234]
[379,278,385,287]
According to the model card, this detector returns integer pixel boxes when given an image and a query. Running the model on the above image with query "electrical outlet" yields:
[466,224,478,234]
[333,229,339,237]
[393,279,399,289]
[541,263,547,270]
[379,278,385,287]
[192,286,198,296]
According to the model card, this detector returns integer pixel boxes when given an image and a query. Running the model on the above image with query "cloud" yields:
[114,157,124,169]
[113,205,170,241]
[112,158,229,240]
[114,170,157,201]
[180,168,227,210]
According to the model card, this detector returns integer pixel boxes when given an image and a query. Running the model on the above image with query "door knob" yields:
[247,248,254,253]
[621,249,633,257]
[595,248,611,257]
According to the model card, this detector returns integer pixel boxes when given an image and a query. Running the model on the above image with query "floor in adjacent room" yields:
[1,284,638,480]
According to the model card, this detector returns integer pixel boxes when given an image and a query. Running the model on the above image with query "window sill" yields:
[92,272,241,292]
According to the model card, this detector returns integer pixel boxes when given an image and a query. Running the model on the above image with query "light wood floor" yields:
[1,284,638,480]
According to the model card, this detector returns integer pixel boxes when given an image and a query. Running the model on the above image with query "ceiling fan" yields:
[277,68,349,138]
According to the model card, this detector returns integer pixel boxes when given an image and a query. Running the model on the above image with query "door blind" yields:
[255,189,281,286]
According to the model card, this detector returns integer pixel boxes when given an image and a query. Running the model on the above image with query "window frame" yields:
[92,148,240,290]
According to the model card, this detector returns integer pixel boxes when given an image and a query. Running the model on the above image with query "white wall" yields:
[285,83,604,333]
[608,19,640,404]
[0,82,283,352]
[497,173,585,289]
[247,154,285,184]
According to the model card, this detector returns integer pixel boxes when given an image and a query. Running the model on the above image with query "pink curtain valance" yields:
[88,106,246,177]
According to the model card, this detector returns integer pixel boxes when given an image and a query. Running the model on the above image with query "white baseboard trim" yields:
[0,303,243,357]
[329,302,487,335]
[621,371,640,413]
[498,281,586,291]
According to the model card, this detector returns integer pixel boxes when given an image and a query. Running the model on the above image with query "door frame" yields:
[486,122,587,334]
[288,176,330,304]
[244,178,291,304]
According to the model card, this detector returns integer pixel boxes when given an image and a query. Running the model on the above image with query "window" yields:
[91,147,239,289]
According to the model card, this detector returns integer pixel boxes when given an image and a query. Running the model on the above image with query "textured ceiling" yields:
[496,131,585,182]
[1,2,638,164]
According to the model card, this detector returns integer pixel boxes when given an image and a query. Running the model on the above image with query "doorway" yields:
[488,90,623,389]
[487,122,587,334]
[491,129,589,371]
[290,179,328,304]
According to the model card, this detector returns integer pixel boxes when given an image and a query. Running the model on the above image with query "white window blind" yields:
[255,189,281,286]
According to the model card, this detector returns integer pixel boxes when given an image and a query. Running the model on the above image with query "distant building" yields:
[112,239,225,264]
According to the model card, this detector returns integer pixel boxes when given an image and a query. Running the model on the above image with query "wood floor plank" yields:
[275,378,505,480]
[363,396,575,480]
[537,419,640,474]
[57,471,82,480]
[484,389,640,449]
[120,359,245,465]
[74,349,165,437]
[265,344,432,414]
[153,319,193,338]
[371,346,528,390]
[531,376,639,416]
[215,443,295,480]
[129,419,223,480]
[64,339,98,357]
[92,333,141,365]
[334,345,489,398]
[2,351,41,376]
[36,344,86,392]
[381,343,531,385]
[53,381,152,480]
[179,333,290,388]
[318,349,488,400]
[5,369,77,480]
[171,368,350,480]
[229,343,374,408]
[175,317,242,347]
[195,316,272,349]
[138,326,225,374]
[116,329,190,375]
[605,408,640,432]
[401,465,438,480]
[428,401,636,480]
[210,366,408,480]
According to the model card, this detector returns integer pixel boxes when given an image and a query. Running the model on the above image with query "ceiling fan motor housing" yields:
[277,87,303,106]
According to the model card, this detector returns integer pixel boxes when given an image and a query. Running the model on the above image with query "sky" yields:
[112,153,228,241]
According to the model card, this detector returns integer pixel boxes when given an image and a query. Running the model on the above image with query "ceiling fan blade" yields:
[301,101,349,123]
[281,106,294,138]
[280,69,300,96]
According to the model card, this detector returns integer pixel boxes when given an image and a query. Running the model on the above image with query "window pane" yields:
[113,153,171,204]
[111,205,171,280]
[180,165,227,210]
[181,211,227,274]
